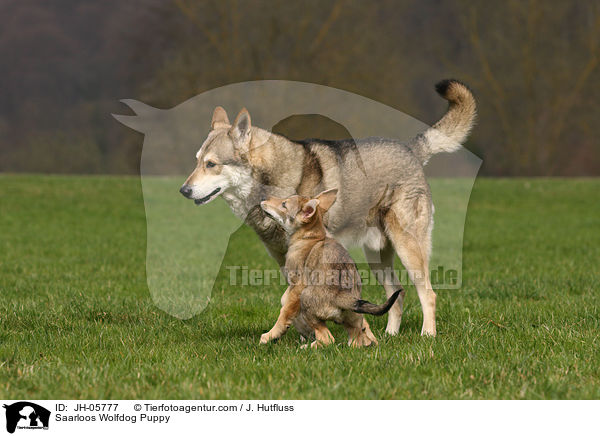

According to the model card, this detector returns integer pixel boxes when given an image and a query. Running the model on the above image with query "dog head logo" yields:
[3,402,50,433]
[113,80,481,320]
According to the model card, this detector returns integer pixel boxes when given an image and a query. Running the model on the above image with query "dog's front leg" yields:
[280,285,291,307]
[260,286,302,344]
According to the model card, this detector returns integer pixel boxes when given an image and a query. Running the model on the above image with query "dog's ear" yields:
[211,106,230,129]
[300,199,319,222]
[316,188,338,212]
[229,108,251,143]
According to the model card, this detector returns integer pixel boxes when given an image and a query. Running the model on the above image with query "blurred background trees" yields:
[1,0,598,175]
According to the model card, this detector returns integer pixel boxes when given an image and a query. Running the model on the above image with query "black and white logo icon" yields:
[3,402,50,434]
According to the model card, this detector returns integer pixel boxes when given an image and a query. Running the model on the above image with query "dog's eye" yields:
[206,161,216,168]
[282,201,287,209]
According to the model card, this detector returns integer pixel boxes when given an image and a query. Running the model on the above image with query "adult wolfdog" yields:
[180,79,476,336]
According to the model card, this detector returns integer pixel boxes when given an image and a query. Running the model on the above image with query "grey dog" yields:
[180,79,476,336]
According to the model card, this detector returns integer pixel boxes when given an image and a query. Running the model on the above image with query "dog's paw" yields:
[259,332,272,344]
[421,322,437,337]
[310,340,322,349]
[420,328,437,337]
[348,333,378,348]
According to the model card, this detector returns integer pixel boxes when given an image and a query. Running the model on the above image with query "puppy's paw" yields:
[260,332,276,344]
[348,333,377,347]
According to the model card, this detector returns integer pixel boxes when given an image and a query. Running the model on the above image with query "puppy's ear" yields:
[316,188,338,212]
[300,199,319,222]
[229,108,251,142]
[211,106,230,129]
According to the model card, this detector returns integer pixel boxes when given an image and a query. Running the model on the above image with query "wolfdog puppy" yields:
[260,189,400,348]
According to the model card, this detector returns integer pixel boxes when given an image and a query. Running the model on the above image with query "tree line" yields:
[1,0,598,175]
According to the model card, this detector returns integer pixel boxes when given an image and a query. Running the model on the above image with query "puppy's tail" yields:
[410,79,477,165]
[353,290,402,316]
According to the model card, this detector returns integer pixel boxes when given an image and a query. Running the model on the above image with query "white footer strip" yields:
[0,400,595,435]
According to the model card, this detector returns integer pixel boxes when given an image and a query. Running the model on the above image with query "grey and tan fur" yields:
[180,79,476,337]
[259,189,401,348]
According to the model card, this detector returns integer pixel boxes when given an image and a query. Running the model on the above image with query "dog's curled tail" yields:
[411,79,477,165]
[353,290,402,316]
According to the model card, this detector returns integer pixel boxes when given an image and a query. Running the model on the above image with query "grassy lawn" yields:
[0,175,599,399]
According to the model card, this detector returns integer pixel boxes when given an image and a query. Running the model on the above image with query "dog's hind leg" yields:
[364,242,406,335]
[345,314,378,347]
[384,196,437,337]
[362,318,378,343]
[305,322,335,349]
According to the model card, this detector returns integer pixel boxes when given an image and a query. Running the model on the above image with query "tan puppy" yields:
[260,189,401,348]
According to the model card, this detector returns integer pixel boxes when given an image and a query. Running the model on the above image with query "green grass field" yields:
[1,175,599,399]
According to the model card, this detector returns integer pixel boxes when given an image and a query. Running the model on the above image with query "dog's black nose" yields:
[179,184,192,198]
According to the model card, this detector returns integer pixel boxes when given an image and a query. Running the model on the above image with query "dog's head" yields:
[179,107,256,205]
[260,189,338,233]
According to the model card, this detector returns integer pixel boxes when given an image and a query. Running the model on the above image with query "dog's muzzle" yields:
[179,184,221,204]
[260,202,277,221]
[193,187,221,205]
